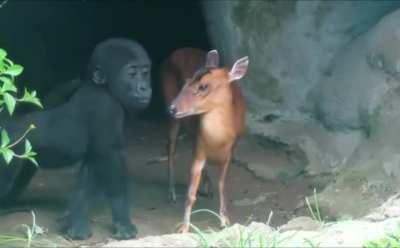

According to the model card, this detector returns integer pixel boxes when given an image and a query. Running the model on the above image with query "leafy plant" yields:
[363,224,400,248]
[0,48,42,166]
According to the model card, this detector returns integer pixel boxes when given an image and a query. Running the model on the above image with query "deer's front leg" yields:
[178,153,206,233]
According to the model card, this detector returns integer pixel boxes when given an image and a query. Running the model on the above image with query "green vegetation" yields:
[304,238,321,248]
[364,224,400,248]
[183,193,399,248]
[188,209,315,248]
[188,209,280,248]
[0,48,42,166]
[305,188,323,223]
[0,48,45,247]
[0,211,56,248]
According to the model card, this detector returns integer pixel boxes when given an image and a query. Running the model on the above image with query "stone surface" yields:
[202,1,400,219]
[103,233,199,248]
[365,193,400,221]
[100,216,400,248]
[203,1,400,114]
[233,192,275,207]
[202,1,400,178]
[280,216,321,232]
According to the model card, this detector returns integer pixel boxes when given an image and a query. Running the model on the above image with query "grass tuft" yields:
[0,211,56,248]
[305,188,323,223]
[188,209,288,248]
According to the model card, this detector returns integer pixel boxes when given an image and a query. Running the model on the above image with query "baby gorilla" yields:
[0,38,152,240]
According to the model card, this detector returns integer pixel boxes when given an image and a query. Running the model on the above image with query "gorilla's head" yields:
[86,38,152,109]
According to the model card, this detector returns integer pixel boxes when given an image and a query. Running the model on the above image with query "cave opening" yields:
[0,0,211,118]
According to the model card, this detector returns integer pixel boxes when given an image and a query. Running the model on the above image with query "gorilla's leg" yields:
[90,151,137,240]
[0,162,37,206]
[0,167,18,205]
[63,165,93,240]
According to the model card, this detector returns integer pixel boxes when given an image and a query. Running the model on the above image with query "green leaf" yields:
[1,148,14,164]
[0,49,7,60]
[1,129,10,147]
[4,58,14,67]
[31,98,42,108]
[24,139,32,153]
[3,92,16,114]
[4,64,23,76]
[0,76,17,92]
[27,156,38,167]
[20,88,43,108]
[27,151,37,156]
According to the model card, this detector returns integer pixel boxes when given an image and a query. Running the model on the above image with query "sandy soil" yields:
[0,117,314,247]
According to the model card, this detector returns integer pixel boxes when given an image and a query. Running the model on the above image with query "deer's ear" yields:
[229,56,249,82]
[205,49,219,68]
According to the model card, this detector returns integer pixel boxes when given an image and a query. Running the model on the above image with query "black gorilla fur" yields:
[0,38,152,240]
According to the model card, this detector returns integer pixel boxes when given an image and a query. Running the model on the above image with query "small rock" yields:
[364,193,400,221]
[280,216,321,231]
[233,192,276,207]
[103,233,198,248]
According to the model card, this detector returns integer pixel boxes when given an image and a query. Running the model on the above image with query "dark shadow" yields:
[0,0,211,119]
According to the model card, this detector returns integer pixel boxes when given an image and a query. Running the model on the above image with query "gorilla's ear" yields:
[92,66,107,84]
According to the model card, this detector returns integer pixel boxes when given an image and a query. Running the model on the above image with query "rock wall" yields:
[203,1,400,217]
[203,1,399,113]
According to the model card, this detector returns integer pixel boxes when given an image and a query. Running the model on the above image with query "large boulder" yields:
[202,1,400,177]
[305,9,400,219]
[203,1,400,218]
[308,6,400,132]
[202,1,400,114]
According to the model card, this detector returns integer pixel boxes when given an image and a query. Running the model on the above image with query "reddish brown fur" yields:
[168,51,248,233]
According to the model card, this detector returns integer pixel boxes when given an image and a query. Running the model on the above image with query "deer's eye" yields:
[198,84,209,92]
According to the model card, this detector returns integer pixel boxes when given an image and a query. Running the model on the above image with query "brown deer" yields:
[168,50,248,233]
[160,48,213,203]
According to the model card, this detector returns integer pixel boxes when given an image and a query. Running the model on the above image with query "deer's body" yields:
[198,82,245,160]
[168,50,249,233]
[160,48,213,203]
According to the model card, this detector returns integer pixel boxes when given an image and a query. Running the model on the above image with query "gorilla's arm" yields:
[70,86,136,239]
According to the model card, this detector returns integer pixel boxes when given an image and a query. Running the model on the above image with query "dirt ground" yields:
[0,116,314,247]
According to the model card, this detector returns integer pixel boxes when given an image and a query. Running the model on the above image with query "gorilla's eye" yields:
[142,68,150,77]
[129,71,137,77]
[198,84,208,92]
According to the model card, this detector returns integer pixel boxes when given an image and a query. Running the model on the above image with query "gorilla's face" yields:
[88,39,153,110]
[110,59,152,109]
